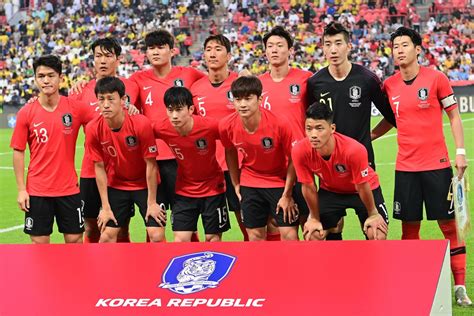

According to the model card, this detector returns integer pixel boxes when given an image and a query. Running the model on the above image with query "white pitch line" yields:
[0,225,23,233]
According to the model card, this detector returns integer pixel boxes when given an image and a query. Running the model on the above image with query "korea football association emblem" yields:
[261,137,274,151]
[289,84,300,96]
[159,252,236,295]
[62,113,73,127]
[125,136,138,147]
[418,88,429,101]
[174,79,184,87]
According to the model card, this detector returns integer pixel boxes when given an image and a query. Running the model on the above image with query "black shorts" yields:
[157,159,177,210]
[224,171,241,212]
[318,187,389,230]
[293,182,309,217]
[24,194,84,236]
[107,187,162,228]
[171,193,230,234]
[393,168,454,221]
[240,186,299,229]
[80,178,101,219]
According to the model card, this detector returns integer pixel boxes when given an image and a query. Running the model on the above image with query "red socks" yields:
[191,232,200,242]
[439,221,466,286]
[83,234,100,243]
[401,222,421,240]
[266,232,281,241]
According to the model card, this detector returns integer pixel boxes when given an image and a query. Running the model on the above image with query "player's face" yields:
[392,35,421,68]
[146,44,174,68]
[265,35,293,67]
[34,66,63,96]
[94,46,119,79]
[204,40,230,70]
[233,94,262,119]
[166,105,194,129]
[305,118,335,149]
[323,34,351,67]
[97,91,125,119]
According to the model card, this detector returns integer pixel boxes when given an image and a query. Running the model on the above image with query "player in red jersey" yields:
[154,87,230,242]
[129,30,204,241]
[11,55,95,244]
[259,26,313,239]
[377,27,470,306]
[69,37,139,243]
[292,103,388,241]
[190,34,247,241]
[85,77,166,243]
[219,76,299,241]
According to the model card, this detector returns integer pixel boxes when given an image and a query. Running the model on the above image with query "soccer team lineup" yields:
[5,22,473,307]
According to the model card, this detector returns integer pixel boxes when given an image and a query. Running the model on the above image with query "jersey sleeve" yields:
[190,67,206,82]
[85,122,103,163]
[218,118,234,148]
[436,72,457,112]
[124,78,140,108]
[73,100,96,124]
[138,116,158,159]
[291,142,315,185]
[370,75,396,127]
[349,143,371,185]
[279,122,294,157]
[10,107,29,151]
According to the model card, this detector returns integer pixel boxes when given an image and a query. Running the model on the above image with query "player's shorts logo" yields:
[62,113,73,127]
[159,251,236,295]
[335,164,347,173]
[174,79,184,87]
[261,137,274,150]
[125,136,138,147]
[418,88,429,101]
[227,91,234,101]
[289,84,300,96]
[393,201,401,215]
[25,217,33,230]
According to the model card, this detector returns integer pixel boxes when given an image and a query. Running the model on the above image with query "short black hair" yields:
[390,26,422,47]
[91,37,122,57]
[323,22,350,43]
[95,76,126,98]
[204,34,232,53]
[231,76,262,98]
[145,30,174,49]
[163,86,193,109]
[33,55,62,75]
[306,102,334,124]
[263,26,293,49]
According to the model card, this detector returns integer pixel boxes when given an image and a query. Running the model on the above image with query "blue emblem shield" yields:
[159,251,236,295]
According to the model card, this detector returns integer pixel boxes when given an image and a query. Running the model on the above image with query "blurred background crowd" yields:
[0,0,473,108]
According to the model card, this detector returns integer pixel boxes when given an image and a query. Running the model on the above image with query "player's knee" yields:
[148,228,165,242]
[247,228,265,241]
[279,227,298,241]
[64,233,83,243]
[205,234,221,242]
[99,230,118,243]
[30,235,50,244]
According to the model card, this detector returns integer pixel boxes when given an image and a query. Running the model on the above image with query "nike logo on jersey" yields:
[320,92,330,97]
[100,141,110,145]
[33,122,44,127]
[219,222,227,229]
[233,142,243,147]
[391,95,400,101]
[448,209,455,215]
[261,91,269,96]
[89,101,98,106]
[197,97,206,101]
[143,86,152,90]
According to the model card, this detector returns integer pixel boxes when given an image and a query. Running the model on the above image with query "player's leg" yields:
[293,182,309,230]
[80,178,101,243]
[317,189,348,240]
[55,194,85,244]
[266,187,299,241]
[202,193,230,242]
[224,171,248,241]
[240,186,270,241]
[422,168,471,306]
[354,187,389,240]
[265,217,280,241]
[322,184,344,241]
[133,189,166,242]
[99,188,133,243]
[169,194,199,242]
[24,196,54,244]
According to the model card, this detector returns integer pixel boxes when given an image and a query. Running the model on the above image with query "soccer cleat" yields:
[455,286,472,307]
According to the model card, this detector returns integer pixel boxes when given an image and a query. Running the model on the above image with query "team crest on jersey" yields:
[25,217,33,230]
[335,164,347,173]
[195,138,209,155]
[261,137,274,151]
[62,113,73,127]
[125,136,138,147]
[418,88,429,101]
[174,79,184,87]
[349,86,361,107]
[159,251,236,295]
[289,84,300,96]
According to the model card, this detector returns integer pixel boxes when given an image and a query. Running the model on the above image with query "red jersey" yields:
[154,115,225,197]
[292,133,380,194]
[259,68,312,142]
[190,71,238,170]
[129,66,205,160]
[69,77,139,178]
[10,96,95,197]
[85,113,159,191]
[219,109,293,188]
[383,67,457,171]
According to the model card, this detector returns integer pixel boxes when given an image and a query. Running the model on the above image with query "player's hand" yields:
[238,69,252,77]
[69,80,87,95]
[455,154,467,179]
[126,103,140,115]
[26,95,38,104]
[363,213,388,240]
[276,195,298,223]
[97,207,118,233]
[145,202,167,227]
[234,184,242,202]
[17,190,30,212]
[303,218,325,241]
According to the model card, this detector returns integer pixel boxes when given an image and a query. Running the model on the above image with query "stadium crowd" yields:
[0,0,473,109]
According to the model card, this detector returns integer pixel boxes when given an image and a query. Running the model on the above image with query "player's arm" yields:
[371,118,393,141]
[306,78,316,106]
[95,161,118,232]
[13,149,29,212]
[356,182,388,240]
[225,147,241,201]
[301,182,325,241]
[371,79,396,127]
[446,107,467,178]
[144,157,166,226]
[277,158,298,224]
